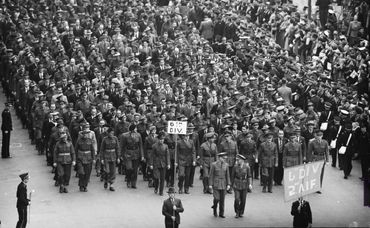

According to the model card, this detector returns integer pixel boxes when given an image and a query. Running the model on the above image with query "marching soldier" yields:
[100,127,120,191]
[238,132,257,186]
[53,131,76,193]
[149,132,170,196]
[209,152,231,218]
[165,133,177,188]
[231,154,252,218]
[75,130,96,192]
[176,133,196,194]
[199,132,218,194]
[283,135,303,168]
[307,129,329,193]
[258,132,278,193]
[295,127,307,163]
[218,131,238,193]
[188,123,200,188]
[120,124,144,189]
[307,130,329,163]
[144,126,157,187]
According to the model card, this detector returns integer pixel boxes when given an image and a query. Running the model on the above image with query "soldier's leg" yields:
[153,167,159,193]
[109,161,116,186]
[219,190,226,216]
[159,167,166,195]
[141,160,147,181]
[95,157,101,176]
[103,161,109,188]
[212,189,220,215]
[254,162,259,179]
[84,163,92,188]
[261,167,267,192]
[202,166,210,193]
[184,166,191,193]
[131,159,139,188]
[189,165,195,187]
[234,189,241,215]
[178,166,185,193]
[77,161,85,189]
[64,164,72,188]
[268,167,274,192]
[228,166,234,193]
[167,159,174,187]
[126,159,133,187]
[239,189,247,216]
[57,163,65,192]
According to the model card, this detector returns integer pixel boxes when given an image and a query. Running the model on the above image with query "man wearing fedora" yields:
[162,187,184,228]
[209,152,231,218]
[16,173,30,228]
[231,154,252,218]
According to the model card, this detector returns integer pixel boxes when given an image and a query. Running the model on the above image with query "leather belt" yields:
[127,147,138,150]
[59,153,70,156]
[78,150,91,154]
[106,149,115,152]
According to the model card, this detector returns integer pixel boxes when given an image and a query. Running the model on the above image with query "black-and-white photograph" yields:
[0,0,370,227]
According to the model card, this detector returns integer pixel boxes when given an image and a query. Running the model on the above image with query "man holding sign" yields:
[307,130,329,193]
[258,132,278,193]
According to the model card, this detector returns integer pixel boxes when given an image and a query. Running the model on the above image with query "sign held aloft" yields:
[167,121,188,135]
[283,161,325,202]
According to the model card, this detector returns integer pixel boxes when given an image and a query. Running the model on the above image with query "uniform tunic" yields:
[283,142,302,167]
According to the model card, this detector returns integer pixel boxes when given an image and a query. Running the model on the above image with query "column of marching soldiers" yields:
[22,99,366,196]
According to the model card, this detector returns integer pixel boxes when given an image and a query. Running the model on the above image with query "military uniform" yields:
[209,160,231,217]
[164,135,177,187]
[231,163,251,217]
[199,140,218,193]
[307,137,328,187]
[75,135,95,191]
[307,139,329,162]
[100,135,120,187]
[218,139,238,172]
[150,141,170,195]
[238,138,257,181]
[120,132,144,188]
[283,141,303,167]
[53,139,75,192]
[177,138,196,193]
[258,141,277,192]
[144,135,158,185]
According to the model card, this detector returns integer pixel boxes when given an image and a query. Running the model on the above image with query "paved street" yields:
[0,92,369,228]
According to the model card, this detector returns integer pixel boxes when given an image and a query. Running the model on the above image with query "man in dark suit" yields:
[1,102,13,158]
[16,173,30,228]
[162,187,184,228]
[291,197,312,228]
[274,130,287,185]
